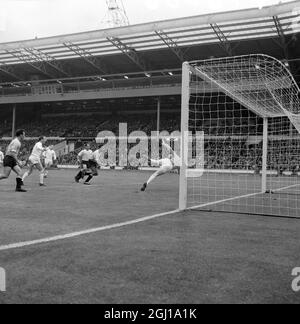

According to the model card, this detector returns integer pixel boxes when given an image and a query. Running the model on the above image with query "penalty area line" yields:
[0,209,181,252]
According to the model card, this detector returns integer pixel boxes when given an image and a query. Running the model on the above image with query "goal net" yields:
[180,55,300,218]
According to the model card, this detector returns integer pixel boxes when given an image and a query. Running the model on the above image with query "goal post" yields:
[179,62,190,210]
[261,117,269,194]
[180,55,300,218]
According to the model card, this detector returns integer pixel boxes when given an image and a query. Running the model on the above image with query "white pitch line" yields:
[0,209,181,252]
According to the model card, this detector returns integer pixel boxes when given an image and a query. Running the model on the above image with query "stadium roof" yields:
[0,1,299,87]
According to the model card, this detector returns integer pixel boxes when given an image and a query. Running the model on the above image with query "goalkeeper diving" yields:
[141,138,180,192]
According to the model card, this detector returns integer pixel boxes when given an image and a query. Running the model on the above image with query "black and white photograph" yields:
[0,0,300,306]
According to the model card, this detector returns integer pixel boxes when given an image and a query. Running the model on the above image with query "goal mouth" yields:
[179,55,300,218]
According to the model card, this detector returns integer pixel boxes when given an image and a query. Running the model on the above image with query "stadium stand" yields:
[1,109,299,174]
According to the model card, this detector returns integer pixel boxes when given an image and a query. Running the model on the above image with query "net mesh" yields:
[186,55,300,217]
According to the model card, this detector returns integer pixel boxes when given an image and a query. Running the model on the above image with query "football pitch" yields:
[0,168,299,304]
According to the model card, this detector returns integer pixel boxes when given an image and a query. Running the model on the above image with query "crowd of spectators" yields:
[0,115,180,138]
[204,139,300,174]
[0,114,266,139]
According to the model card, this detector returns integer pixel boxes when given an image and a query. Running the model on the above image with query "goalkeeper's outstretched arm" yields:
[161,139,173,153]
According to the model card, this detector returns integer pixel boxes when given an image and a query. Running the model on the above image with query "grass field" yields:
[0,168,299,304]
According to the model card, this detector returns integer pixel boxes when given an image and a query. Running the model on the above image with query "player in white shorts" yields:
[22,136,48,187]
[141,139,180,192]
[43,145,57,178]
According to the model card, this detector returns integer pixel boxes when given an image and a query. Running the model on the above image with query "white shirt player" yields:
[78,149,93,162]
[6,138,21,158]
[44,148,56,163]
[0,150,4,164]
[29,142,46,165]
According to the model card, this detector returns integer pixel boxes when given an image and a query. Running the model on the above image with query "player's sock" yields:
[39,172,44,185]
[75,171,82,182]
[147,173,158,185]
[85,175,93,184]
[22,172,29,182]
[81,170,87,179]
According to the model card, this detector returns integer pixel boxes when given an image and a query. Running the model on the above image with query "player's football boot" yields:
[141,183,147,192]
[16,187,27,192]
[16,178,25,191]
